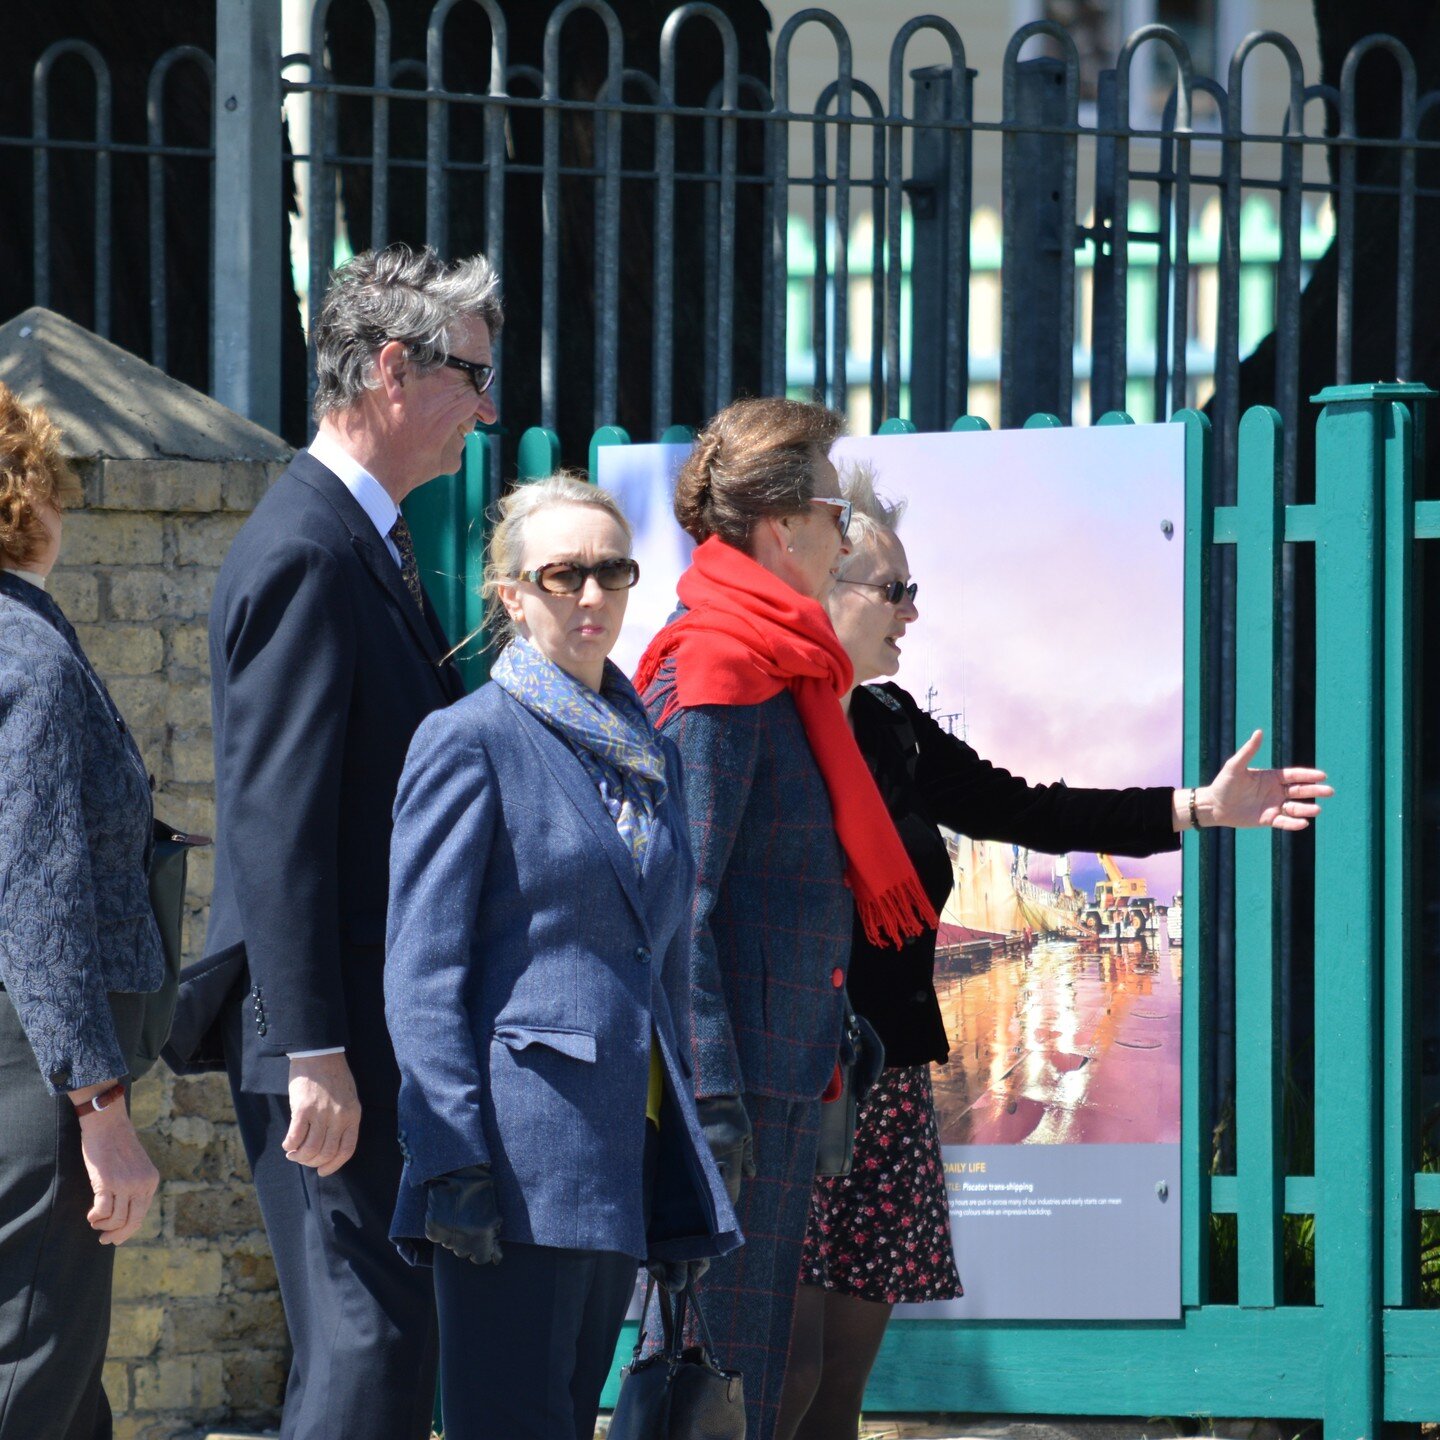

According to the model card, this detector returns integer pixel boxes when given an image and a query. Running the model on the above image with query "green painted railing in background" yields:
[411,388,1440,1432]
[401,427,492,690]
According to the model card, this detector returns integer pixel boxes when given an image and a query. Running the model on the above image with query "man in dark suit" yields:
[204,244,499,1440]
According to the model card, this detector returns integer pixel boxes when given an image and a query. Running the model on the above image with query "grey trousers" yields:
[0,991,140,1440]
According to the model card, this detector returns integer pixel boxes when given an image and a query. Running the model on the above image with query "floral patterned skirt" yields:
[800,1063,963,1305]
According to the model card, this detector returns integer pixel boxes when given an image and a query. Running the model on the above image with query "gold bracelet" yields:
[1188,787,1201,830]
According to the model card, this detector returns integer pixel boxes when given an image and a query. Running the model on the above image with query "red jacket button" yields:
[831,967,844,988]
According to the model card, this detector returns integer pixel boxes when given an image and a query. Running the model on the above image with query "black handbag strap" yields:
[631,1274,725,1370]
[631,1276,686,1365]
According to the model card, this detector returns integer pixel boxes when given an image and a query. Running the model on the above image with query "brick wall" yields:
[49,454,291,1440]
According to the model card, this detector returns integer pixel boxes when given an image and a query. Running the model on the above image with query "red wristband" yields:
[71,1082,126,1116]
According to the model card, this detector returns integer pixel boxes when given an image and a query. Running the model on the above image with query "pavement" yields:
[204,1419,1293,1440]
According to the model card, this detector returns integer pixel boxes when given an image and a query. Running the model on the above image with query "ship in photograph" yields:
[929,825,1181,1149]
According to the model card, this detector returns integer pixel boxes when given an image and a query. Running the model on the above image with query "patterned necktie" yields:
[388,514,426,616]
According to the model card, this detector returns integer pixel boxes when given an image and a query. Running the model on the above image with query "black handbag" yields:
[126,820,210,1079]
[607,1277,745,1440]
[814,996,885,1178]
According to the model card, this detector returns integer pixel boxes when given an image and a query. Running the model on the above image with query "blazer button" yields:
[258,1022,268,1036]
[50,1068,72,1090]
[635,946,651,964]
[830,967,844,989]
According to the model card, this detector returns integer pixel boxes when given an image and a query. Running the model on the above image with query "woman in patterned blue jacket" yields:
[0,385,165,1440]
[634,397,936,1440]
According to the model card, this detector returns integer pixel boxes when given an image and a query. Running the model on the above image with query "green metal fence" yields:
[408,380,1439,1433]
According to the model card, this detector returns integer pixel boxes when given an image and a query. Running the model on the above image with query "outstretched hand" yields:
[1206,729,1333,831]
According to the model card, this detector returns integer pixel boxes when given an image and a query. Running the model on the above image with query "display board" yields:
[601,422,1185,1319]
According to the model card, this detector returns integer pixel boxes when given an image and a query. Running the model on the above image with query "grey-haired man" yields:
[202,244,499,1439]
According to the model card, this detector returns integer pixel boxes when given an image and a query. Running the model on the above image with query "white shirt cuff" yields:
[287,1047,346,1059]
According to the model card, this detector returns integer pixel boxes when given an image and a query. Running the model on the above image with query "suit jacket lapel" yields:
[295,454,461,701]
[505,693,651,933]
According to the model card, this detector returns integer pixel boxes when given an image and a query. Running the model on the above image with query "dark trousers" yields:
[229,1078,439,1440]
[0,993,133,1440]
[434,1240,636,1440]
[696,1093,822,1440]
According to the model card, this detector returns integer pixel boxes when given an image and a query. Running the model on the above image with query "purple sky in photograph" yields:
[834,425,1186,903]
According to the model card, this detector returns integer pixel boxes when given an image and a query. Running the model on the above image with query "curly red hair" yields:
[0,384,81,569]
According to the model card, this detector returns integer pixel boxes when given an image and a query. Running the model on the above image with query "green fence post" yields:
[660,424,698,445]
[951,415,990,432]
[589,424,630,483]
[403,427,491,692]
[517,425,561,481]
[877,417,917,435]
[1310,382,1397,1440]
[1022,412,1062,428]
[1232,406,1284,1309]
[1094,410,1134,425]
[1379,386,1434,1310]
[1175,408,1214,1310]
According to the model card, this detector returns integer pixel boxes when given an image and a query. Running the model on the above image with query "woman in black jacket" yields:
[774,465,1333,1440]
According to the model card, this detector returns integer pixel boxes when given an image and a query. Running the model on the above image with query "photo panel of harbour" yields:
[832,424,1187,1152]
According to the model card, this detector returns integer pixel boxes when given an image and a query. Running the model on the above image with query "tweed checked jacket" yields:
[645,665,853,1103]
[0,571,163,1092]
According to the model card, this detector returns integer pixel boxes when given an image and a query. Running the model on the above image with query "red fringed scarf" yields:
[635,537,937,949]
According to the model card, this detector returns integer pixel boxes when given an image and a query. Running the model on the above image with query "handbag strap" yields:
[681,1277,724,1367]
[630,1276,686,1365]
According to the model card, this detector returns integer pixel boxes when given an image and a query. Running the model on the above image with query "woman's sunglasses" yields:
[809,496,853,537]
[519,558,641,595]
[836,576,919,605]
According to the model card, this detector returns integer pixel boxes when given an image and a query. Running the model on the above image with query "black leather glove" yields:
[695,1094,756,1206]
[645,1256,711,1294]
[850,1012,886,1108]
[424,1163,503,1265]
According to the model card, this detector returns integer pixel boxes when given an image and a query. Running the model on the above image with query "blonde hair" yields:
[837,460,905,577]
[0,384,82,569]
[479,472,634,651]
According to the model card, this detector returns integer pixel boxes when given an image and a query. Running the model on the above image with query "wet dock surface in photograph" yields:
[931,940,1182,1147]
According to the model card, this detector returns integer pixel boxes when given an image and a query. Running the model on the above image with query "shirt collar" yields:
[308,430,400,544]
[5,568,46,591]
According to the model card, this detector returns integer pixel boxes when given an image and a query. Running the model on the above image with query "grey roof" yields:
[0,307,292,463]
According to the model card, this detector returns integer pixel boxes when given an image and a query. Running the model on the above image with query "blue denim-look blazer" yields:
[0,571,163,1091]
[384,681,742,1266]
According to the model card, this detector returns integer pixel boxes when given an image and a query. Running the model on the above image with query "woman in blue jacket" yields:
[385,475,740,1440]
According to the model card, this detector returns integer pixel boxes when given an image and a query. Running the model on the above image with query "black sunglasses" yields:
[836,576,918,605]
[519,558,641,595]
[407,344,496,396]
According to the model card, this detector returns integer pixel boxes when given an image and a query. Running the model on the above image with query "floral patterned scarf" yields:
[491,636,667,872]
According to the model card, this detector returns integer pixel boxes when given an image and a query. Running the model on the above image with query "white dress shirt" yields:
[307,430,404,569]
[8,568,47,591]
[289,431,407,1062]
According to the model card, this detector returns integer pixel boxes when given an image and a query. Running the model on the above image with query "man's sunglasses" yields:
[836,576,919,605]
[408,344,496,396]
[519,558,641,595]
[810,496,853,537]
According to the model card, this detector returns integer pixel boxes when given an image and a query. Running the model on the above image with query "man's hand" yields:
[77,1097,159,1246]
[284,1052,361,1176]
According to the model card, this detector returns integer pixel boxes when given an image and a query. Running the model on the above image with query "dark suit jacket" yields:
[204,451,465,1101]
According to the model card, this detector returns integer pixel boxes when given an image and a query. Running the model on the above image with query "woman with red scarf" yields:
[634,397,934,1440]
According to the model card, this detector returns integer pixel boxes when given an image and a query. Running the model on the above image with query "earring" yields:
[786,543,795,553]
